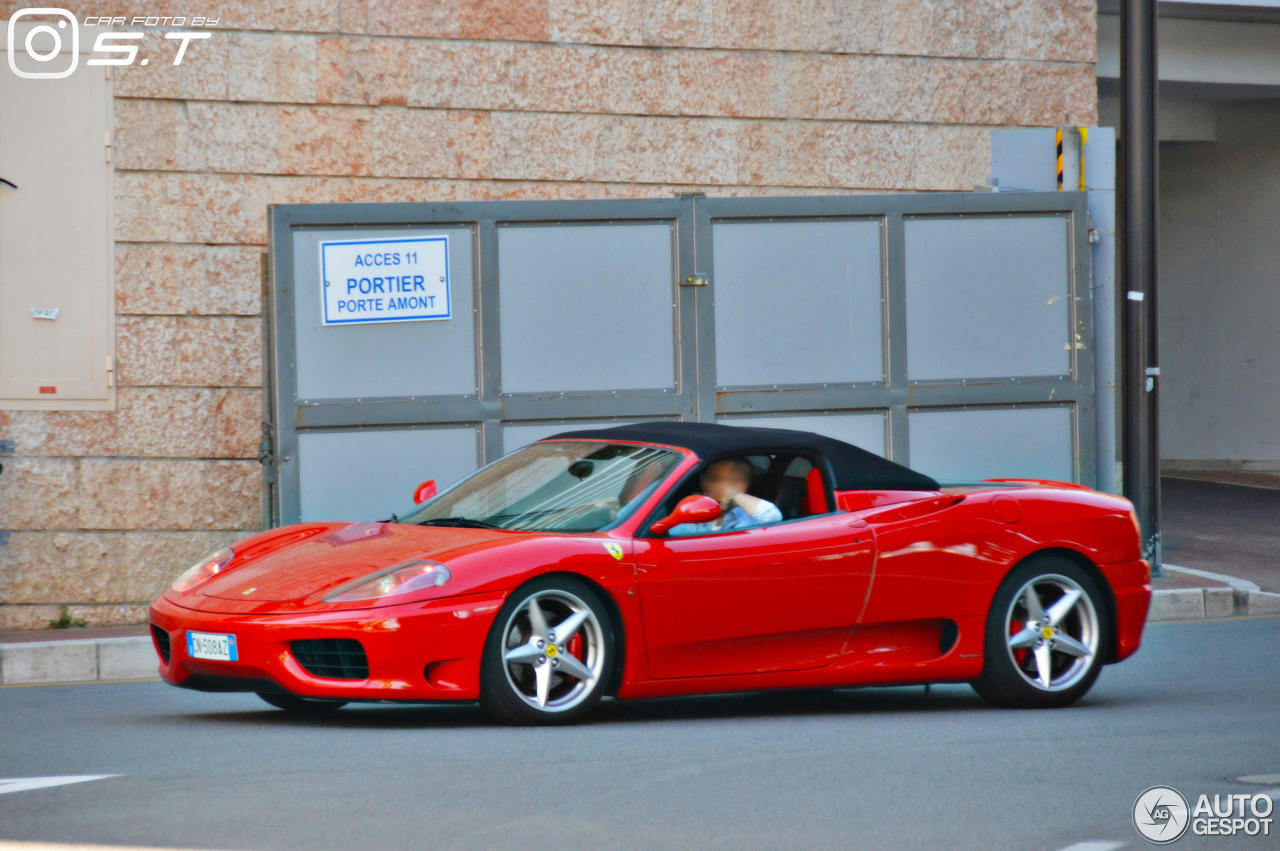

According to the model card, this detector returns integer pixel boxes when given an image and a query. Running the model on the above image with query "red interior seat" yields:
[802,467,829,515]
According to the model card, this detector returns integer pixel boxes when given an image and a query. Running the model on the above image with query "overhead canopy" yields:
[545,421,940,492]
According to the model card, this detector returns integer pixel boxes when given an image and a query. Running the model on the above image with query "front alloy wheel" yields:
[973,556,1110,708]
[480,577,614,724]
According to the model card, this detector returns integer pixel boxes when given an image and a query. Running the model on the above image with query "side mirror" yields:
[649,495,721,536]
[413,479,438,504]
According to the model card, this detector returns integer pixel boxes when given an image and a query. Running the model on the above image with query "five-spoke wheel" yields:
[480,577,615,724]
[973,556,1110,708]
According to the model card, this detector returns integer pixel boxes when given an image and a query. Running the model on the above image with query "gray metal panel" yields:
[718,412,888,458]
[291,226,476,400]
[501,420,642,454]
[904,214,1072,381]
[297,426,480,522]
[710,220,884,387]
[907,406,1075,482]
[497,223,676,394]
[884,213,910,466]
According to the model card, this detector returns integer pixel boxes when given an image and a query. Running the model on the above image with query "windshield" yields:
[399,441,682,533]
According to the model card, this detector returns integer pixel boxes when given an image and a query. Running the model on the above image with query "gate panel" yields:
[497,223,676,394]
[267,192,1096,525]
[908,406,1075,482]
[268,199,692,524]
[718,412,889,458]
[290,225,477,400]
[298,426,480,522]
[904,215,1071,381]
[502,420,629,454]
[710,220,884,388]
[697,192,1092,485]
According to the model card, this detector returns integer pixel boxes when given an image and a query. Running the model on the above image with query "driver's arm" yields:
[730,491,782,524]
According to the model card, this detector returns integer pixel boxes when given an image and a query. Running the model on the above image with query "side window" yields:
[769,456,814,519]
[651,451,831,526]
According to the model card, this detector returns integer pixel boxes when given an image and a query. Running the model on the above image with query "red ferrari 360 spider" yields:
[150,422,1151,724]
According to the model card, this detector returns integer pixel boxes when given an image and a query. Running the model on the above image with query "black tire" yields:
[972,555,1111,709]
[256,692,349,713]
[480,576,616,725]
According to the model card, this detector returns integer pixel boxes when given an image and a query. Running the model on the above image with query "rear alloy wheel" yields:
[256,692,349,713]
[480,577,614,725]
[972,557,1110,708]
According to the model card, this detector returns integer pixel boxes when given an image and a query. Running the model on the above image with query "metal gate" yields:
[266,192,1093,524]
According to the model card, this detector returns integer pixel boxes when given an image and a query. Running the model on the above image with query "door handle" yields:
[0,178,16,189]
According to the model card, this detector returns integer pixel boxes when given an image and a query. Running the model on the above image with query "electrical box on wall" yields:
[0,19,115,410]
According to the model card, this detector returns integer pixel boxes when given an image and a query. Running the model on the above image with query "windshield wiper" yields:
[418,517,503,529]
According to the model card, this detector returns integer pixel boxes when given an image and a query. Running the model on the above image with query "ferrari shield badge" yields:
[603,542,625,561]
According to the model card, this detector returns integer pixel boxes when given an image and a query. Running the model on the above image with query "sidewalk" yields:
[0,625,155,686]
[1153,564,1280,620]
[1162,473,1280,594]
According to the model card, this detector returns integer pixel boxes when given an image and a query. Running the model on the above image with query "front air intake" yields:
[150,624,171,664]
[290,638,369,680]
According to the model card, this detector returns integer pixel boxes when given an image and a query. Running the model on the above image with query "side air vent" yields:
[290,638,369,680]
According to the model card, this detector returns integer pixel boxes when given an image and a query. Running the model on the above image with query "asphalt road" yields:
[1163,476,1280,593]
[2,617,1279,851]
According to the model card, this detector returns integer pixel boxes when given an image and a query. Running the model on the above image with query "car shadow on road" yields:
[134,683,1051,730]
[597,685,990,724]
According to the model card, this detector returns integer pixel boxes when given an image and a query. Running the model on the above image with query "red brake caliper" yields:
[567,633,584,670]
[1010,619,1028,666]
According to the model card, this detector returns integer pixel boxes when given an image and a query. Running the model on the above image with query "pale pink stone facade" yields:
[0,0,1097,628]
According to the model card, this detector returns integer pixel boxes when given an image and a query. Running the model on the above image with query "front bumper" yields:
[149,590,509,701]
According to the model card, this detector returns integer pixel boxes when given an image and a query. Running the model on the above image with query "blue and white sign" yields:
[320,235,451,325]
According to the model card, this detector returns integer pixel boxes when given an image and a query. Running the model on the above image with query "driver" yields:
[668,457,783,536]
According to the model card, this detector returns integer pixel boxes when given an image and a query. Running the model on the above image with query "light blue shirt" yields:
[668,499,783,537]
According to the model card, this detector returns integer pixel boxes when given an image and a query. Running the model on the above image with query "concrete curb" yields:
[0,636,158,686]
[1149,564,1280,622]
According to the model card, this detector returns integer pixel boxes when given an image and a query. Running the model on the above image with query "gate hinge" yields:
[1088,228,1101,244]
[257,422,277,484]
[681,273,709,287]
[0,440,14,456]
[0,531,9,547]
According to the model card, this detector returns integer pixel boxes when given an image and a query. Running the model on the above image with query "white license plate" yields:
[186,631,238,662]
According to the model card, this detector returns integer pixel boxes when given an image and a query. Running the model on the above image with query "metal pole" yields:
[1120,0,1162,575]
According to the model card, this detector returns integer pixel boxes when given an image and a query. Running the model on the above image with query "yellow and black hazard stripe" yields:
[1056,128,1064,191]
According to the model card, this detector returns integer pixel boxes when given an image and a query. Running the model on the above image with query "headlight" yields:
[171,547,234,592]
[323,560,452,603]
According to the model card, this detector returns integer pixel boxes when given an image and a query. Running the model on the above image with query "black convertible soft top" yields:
[546,421,939,492]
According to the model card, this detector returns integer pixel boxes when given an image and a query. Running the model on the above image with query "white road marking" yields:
[0,775,119,796]
[0,843,210,850]
[1055,842,1127,851]
[1238,773,1280,785]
